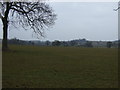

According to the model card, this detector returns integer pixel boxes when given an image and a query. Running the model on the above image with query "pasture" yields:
[2,45,118,88]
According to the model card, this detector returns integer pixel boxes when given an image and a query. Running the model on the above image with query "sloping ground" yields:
[2,45,118,88]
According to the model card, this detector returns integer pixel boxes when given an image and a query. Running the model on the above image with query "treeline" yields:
[7,38,119,48]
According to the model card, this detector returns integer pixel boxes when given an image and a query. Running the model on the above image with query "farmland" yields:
[2,45,118,88]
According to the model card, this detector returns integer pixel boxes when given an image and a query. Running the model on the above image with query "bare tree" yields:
[0,1,56,50]
[114,2,120,11]
[114,7,120,11]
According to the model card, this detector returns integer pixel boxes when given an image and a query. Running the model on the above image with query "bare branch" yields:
[0,1,56,38]
[0,13,3,19]
[8,2,56,37]
[114,7,120,11]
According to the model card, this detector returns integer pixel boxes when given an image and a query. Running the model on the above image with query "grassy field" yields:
[2,45,118,88]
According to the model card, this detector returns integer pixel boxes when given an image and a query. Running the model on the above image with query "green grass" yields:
[2,45,118,88]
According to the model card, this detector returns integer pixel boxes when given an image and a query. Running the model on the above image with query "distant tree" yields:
[52,40,61,46]
[29,41,34,45]
[45,40,51,46]
[112,41,118,48]
[70,40,76,46]
[0,1,56,50]
[85,41,93,47]
[8,38,21,44]
[107,42,112,48]
[61,41,68,46]
[118,40,120,48]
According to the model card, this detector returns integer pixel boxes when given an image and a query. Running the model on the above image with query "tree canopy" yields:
[0,1,56,50]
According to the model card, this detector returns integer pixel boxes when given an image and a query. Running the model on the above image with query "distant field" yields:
[2,45,118,88]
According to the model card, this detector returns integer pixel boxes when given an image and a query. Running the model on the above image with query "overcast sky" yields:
[0,2,118,41]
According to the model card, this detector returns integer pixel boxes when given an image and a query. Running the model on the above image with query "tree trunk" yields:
[2,2,10,51]
[2,18,8,51]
